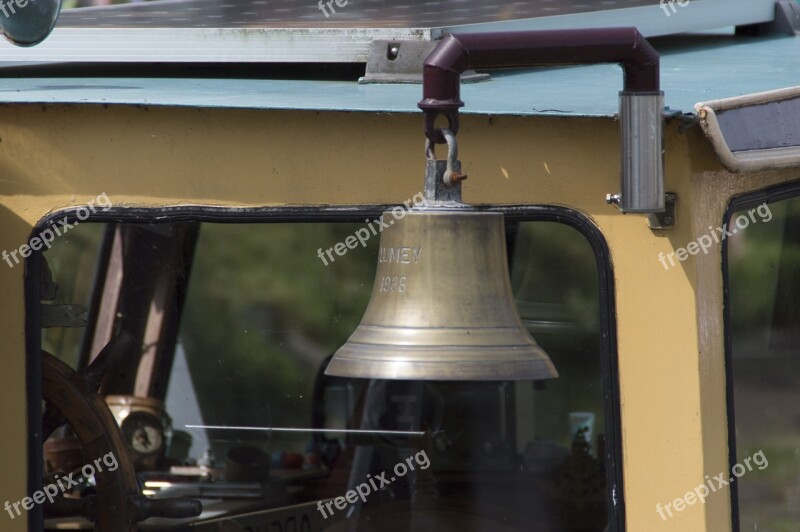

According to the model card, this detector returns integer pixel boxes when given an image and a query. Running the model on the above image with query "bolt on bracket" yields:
[647,193,677,229]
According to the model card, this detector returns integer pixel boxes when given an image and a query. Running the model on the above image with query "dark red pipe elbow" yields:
[419,28,660,144]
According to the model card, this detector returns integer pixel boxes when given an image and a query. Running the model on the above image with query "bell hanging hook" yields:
[425,128,467,188]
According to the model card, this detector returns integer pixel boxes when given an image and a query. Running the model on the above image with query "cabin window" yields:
[35,211,620,531]
[725,195,800,530]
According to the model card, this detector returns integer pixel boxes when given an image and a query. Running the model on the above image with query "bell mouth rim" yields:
[325,355,558,381]
[331,343,554,360]
[327,340,558,381]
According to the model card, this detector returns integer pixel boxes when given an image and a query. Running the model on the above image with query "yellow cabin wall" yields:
[0,104,798,531]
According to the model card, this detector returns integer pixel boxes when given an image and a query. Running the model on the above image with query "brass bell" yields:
[325,130,558,381]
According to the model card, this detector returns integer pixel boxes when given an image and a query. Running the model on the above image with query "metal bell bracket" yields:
[423,128,468,205]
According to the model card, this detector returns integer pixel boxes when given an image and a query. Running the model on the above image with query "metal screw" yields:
[387,44,400,61]
[448,171,467,185]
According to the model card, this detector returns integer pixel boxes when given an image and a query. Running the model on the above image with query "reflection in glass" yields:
[728,198,800,530]
[40,218,613,530]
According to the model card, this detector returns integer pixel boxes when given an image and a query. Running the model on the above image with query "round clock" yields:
[121,411,164,455]
[106,395,170,470]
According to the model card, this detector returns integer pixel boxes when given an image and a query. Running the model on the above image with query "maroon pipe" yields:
[419,28,660,143]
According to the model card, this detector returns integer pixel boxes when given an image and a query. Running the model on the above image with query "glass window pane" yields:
[38,216,616,531]
[727,198,800,530]
[41,222,105,369]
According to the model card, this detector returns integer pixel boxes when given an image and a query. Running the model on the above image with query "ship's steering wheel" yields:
[41,333,201,530]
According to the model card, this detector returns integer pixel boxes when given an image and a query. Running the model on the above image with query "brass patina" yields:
[326,130,558,381]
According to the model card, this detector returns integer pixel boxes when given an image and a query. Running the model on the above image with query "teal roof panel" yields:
[0,34,797,117]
